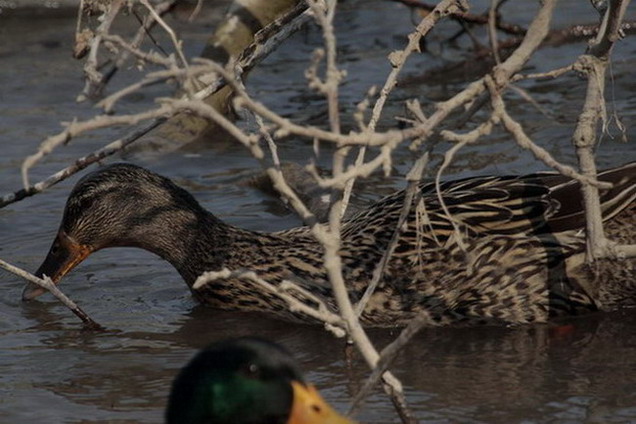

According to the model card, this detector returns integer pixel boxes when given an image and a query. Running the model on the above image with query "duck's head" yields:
[167,337,355,424]
[22,163,215,301]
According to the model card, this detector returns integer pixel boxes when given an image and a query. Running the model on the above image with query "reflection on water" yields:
[394,312,636,423]
[1,0,636,423]
[4,305,636,423]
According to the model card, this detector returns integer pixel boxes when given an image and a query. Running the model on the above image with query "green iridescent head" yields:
[166,337,355,424]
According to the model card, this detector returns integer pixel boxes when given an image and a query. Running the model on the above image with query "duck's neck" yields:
[128,209,235,288]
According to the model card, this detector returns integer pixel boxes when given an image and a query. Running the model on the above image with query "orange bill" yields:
[288,381,356,424]
[22,230,92,301]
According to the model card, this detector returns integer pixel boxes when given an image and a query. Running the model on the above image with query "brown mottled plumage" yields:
[23,162,636,327]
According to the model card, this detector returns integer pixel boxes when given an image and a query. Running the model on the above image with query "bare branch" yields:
[572,0,632,260]
[193,269,347,335]
[349,312,433,414]
[486,76,611,189]
[355,154,429,316]
[0,259,101,329]
[21,105,174,188]
[1,120,162,208]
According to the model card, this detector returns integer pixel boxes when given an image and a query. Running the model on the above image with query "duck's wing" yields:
[418,175,559,237]
[419,161,636,237]
[342,162,636,244]
[339,175,557,248]
[536,161,636,232]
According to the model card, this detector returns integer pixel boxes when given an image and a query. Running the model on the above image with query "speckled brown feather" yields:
[180,163,636,327]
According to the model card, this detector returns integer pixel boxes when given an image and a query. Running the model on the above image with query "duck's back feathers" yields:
[348,161,636,244]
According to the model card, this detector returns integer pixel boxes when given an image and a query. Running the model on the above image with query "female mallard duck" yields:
[166,337,354,424]
[22,162,636,327]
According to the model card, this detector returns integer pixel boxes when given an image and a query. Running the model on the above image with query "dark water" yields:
[1,1,636,423]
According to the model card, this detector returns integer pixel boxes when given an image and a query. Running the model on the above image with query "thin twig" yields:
[139,0,190,72]
[21,105,173,188]
[0,259,101,329]
[354,154,429,317]
[88,1,177,95]
[78,0,125,100]
[488,0,502,64]
[193,269,346,335]
[486,76,610,189]
[341,0,467,217]
[349,312,432,414]
[435,120,497,252]
[1,120,162,208]
[388,0,527,35]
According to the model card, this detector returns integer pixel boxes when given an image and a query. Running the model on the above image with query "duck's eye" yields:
[50,242,60,255]
[311,404,322,414]
[240,362,261,379]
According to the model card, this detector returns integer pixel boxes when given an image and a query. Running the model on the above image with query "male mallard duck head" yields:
[22,163,214,300]
[166,337,355,424]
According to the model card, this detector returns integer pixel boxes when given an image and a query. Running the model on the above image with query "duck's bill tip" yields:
[289,381,357,424]
[20,230,92,302]
[21,282,47,301]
